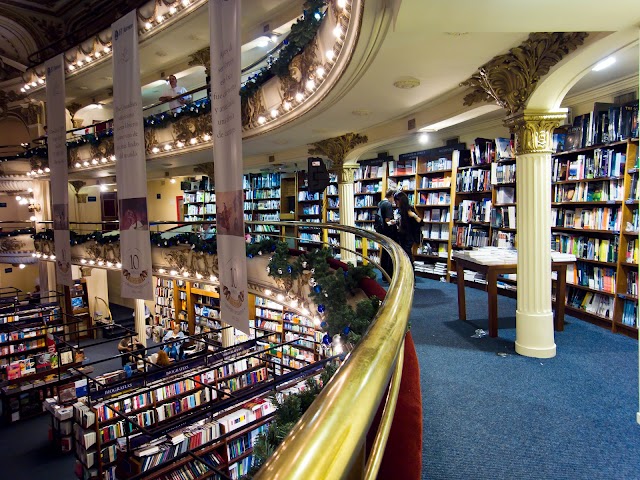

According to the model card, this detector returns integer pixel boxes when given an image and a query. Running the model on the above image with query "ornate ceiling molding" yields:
[461,32,589,116]
[308,132,368,169]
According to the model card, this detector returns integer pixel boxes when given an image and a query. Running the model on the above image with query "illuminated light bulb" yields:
[68,65,75,71]
[295,92,304,102]
[277,294,285,302]
[24,84,30,91]
[36,253,42,258]
[100,185,108,192]
[91,159,98,165]
[337,0,347,8]
[182,271,190,277]
[83,161,89,167]
[28,188,33,192]
[257,116,266,125]
[32,253,37,257]
[37,169,43,174]
[203,134,211,141]
[44,167,50,172]
[158,268,166,274]
[164,144,172,151]
[333,25,342,38]
[19,264,25,269]
[38,78,45,84]
[110,155,116,161]
[16,196,21,201]
[270,109,278,118]
[80,259,87,264]
[283,101,291,111]
[176,141,184,148]
[195,273,203,279]
[21,87,26,93]
[85,56,92,63]
[190,138,197,145]
[316,66,325,78]
[31,82,37,87]
[326,50,335,61]
[77,60,83,66]
[264,289,272,296]
[26,171,31,176]
[170,178,176,184]
[42,254,48,259]
[116,262,122,268]
[170,270,178,276]
[101,157,108,163]
[313,317,321,327]
[151,147,160,154]
[104,46,110,53]
[418,133,429,145]
[290,298,298,307]
[29,215,36,221]
[106,261,113,267]
[156,15,164,22]
[95,51,101,58]
[98,260,104,266]
[144,22,152,30]
[31,170,37,176]
[306,79,315,91]
[182,0,190,6]
[210,275,217,282]
[302,307,310,315]
[75,162,81,168]
[169,6,177,14]
[88,260,95,265]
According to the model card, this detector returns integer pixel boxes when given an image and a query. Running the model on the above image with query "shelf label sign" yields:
[45,54,72,287]
[112,10,153,300]
[209,0,249,333]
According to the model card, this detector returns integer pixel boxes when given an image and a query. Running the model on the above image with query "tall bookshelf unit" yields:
[354,161,385,263]
[551,138,638,335]
[182,176,215,231]
[245,172,281,241]
[297,171,324,250]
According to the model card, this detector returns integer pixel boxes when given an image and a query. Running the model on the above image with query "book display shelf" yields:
[152,278,175,331]
[0,305,84,423]
[297,171,324,250]
[182,177,215,231]
[354,161,385,264]
[551,138,639,334]
[68,336,331,480]
[244,173,281,241]
[65,279,92,340]
[325,173,340,254]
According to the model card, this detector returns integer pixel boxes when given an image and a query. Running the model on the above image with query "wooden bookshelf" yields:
[182,176,215,231]
[296,171,323,250]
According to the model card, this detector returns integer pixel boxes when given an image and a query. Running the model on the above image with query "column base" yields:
[514,309,556,358]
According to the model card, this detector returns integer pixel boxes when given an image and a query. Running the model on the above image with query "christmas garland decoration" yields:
[0,227,35,238]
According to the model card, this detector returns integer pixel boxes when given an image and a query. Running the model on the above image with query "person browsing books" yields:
[162,325,185,361]
[393,190,422,271]
[117,336,144,367]
[377,189,398,280]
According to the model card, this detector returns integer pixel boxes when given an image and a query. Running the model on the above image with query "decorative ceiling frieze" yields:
[460,32,589,115]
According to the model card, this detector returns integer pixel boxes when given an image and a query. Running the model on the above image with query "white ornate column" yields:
[134,298,147,347]
[506,111,565,359]
[337,165,358,264]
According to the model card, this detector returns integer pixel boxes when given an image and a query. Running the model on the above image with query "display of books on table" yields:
[453,247,576,265]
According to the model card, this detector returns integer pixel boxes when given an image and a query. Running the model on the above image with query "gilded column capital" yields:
[308,132,368,172]
[334,165,359,184]
[504,111,566,155]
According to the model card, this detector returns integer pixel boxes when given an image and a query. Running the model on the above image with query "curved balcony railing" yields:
[31,220,416,478]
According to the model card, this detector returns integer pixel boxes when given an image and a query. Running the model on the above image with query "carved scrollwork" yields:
[68,148,80,169]
[241,91,267,130]
[308,133,368,172]
[172,117,196,142]
[144,128,158,154]
[163,249,190,272]
[461,32,588,115]
[188,47,211,76]
[0,238,26,252]
[280,39,319,103]
[90,137,114,159]
[85,243,103,260]
[504,112,567,155]
[35,239,54,256]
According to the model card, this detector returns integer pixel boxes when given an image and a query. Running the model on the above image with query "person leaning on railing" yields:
[159,74,192,113]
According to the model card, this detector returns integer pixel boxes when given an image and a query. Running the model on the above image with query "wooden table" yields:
[454,256,572,338]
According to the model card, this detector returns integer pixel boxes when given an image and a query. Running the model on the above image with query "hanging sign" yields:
[112,11,153,300]
[45,54,72,286]
[209,0,249,333]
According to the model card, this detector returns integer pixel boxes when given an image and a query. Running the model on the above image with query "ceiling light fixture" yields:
[393,76,421,89]
[418,133,429,145]
[592,56,616,71]
[255,36,270,48]
[100,184,108,192]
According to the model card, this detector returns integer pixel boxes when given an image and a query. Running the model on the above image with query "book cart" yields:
[68,329,335,480]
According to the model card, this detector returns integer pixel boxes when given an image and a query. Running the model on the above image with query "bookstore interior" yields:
[0,0,638,479]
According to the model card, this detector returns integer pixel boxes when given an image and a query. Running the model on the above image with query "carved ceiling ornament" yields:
[188,47,211,76]
[194,162,215,181]
[89,137,114,159]
[308,133,368,174]
[461,32,589,116]
[280,39,320,103]
[241,90,267,130]
[504,112,567,155]
[144,127,158,154]
[69,180,86,195]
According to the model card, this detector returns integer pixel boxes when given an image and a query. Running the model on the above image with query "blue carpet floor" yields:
[410,277,640,480]
[1,284,639,479]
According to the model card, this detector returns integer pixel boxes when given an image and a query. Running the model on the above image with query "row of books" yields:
[388,177,416,191]
[553,150,626,181]
[418,191,450,206]
[620,300,638,328]
[626,270,638,296]
[456,169,491,193]
[455,199,492,224]
[244,188,280,200]
[552,207,621,231]
[567,289,614,320]
[552,180,624,203]
[186,204,217,215]
[567,265,617,293]
[327,211,339,222]
[183,191,215,204]
[420,176,451,189]
[551,234,619,263]
[243,173,281,189]
[492,163,516,184]
[452,225,490,248]
[422,208,450,223]
[626,239,638,264]
[256,200,280,210]
[354,164,384,180]
[490,205,516,229]
[388,159,416,176]
[492,230,516,249]
[422,157,454,172]
[355,183,381,194]
[421,224,449,241]
[355,195,376,207]
[300,204,321,215]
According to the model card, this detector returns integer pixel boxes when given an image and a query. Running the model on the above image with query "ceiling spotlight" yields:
[98,260,104,266]
[295,92,304,102]
[203,134,211,141]
[418,133,429,145]
[75,162,81,168]
[28,188,33,192]
[169,6,177,14]
[270,34,278,43]
[592,56,616,71]
[26,171,31,176]
[91,159,98,165]
[170,270,178,276]
[305,79,315,91]
[37,169,43,174]
[104,46,110,53]
[80,259,87,264]
[190,138,197,145]
[283,101,291,111]
[145,22,152,30]
[182,0,190,6]
[95,51,101,58]
[110,155,116,161]
[255,36,270,48]
[176,141,184,148]
[270,109,278,118]
[44,167,50,172]
[19,263,26,269]
[116,262,122,268]
[156,15,164,23]
[101,157,108,163]
[38,78,45,84]
[85,56,92,63]
[88,260,95,265]
[158,268,166,273]
[316,66,325,78]
[332,25,342,38]
[83,161,89,167]
[24,84,30,90]
[170,178,176,184]
[77,60,83,66]
[29,215,36,221]
[164,144,172,151]
[326,50,335,61]
[264,289,272,296]
[152,147,160,154]
[68,65,75,71]
[258,116,266,125]
[100,185,108,192]
[337,0,347,7]
[276,293,285,302]
[106,261,113,267]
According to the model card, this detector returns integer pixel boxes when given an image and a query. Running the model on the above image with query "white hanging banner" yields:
[209,0,249,333]
[112,11,153,300]
[45,54,72,287]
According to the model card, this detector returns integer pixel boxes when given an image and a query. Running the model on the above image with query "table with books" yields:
[453,248,576,337]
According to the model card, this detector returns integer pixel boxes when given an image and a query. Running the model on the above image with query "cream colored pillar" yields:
[221,323,234,347]
[337,166,358,264]
[506,111,565,359]
[134,298,147,347]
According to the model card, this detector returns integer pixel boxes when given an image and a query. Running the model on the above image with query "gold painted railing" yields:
[253,222,414,479]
